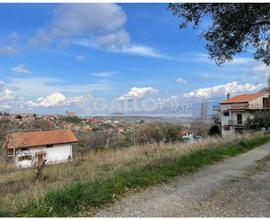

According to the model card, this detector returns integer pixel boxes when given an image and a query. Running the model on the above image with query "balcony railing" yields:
[228,119,243,126]
[248,104,270,109]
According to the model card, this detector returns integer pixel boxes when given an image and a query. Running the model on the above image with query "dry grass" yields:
[0,134,257,213]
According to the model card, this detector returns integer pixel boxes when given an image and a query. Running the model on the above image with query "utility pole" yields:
[200,99,208,136]
[200,99,208,125]
[132,106,136,146]
[12,128,16,165]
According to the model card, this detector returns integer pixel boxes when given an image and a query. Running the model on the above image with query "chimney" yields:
[227,93,230,100]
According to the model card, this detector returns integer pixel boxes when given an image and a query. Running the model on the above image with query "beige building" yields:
[66,111,77,117]
[219,92,270,136]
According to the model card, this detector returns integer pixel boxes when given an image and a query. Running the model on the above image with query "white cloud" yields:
[23,92,86,108]
[75,40,166,58]
[29,28,54,46]
[199,73,210,80]
[118,87,158,101]
[76,55,86,61]
[157,95,179,105]
[31,4,127,47]
[7,76,113,98]
[175,53,255,65]
[119,45,166,58]
[176,52,210,63]
[0,45,20,56]
[30,4,166,59]
[176,78,187,84]
[251,63,270,79]
[51,4,126,37]
[228,57,255,65]
[0,81,15,110]
[12,64,31,74]
[92,29,130,49]
[184,81,263,99]
[92,71,117,77]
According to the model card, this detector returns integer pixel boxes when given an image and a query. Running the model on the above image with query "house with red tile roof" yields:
[7,130,78,168]
[219,92,270,136]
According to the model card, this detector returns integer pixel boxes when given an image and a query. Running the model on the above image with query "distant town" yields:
[2,91,270,166]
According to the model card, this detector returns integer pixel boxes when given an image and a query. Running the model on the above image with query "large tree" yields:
[168,3,270,65]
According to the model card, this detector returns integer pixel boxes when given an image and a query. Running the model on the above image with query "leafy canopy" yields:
[168,3,270,65]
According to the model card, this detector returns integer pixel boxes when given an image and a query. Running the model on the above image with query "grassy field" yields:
[0,133,270,216]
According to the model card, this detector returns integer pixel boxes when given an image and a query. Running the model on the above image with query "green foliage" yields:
[61,116,81,124]
[16,134,270,217]
[137,122,183,144]
[208,124,221,136]
[168,3,270,65]
[0,202,9,217]
[109,134,133,149]
[245,112,270,130]
[24,119,54,130]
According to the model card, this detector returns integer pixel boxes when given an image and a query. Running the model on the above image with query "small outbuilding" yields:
[7,130,78,168]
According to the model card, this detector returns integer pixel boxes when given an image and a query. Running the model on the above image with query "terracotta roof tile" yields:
[220,92,267,104]
[7,130,78,149]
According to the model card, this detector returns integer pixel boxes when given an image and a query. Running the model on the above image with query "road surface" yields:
[96,142,270,217]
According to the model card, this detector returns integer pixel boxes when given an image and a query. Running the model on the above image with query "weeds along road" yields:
[96,142,270,217]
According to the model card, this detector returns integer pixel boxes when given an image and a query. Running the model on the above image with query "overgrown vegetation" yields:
[0,114,10,161]
[245,111,270,130]
[208,124,221,136]
[77,121,184,153]
[0,133,268,217]
[60,116,82,124]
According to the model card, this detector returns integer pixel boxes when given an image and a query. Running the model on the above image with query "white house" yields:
[219,92,270,136]
[7,130,78,168]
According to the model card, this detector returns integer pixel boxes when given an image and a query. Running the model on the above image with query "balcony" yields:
[248,104,270,109]
[225,103,270,111]
[228,119,243,126]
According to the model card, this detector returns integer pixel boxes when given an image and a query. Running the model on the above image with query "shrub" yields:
[208,124,221,136]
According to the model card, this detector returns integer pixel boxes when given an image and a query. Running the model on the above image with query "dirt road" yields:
[96,142,270,217]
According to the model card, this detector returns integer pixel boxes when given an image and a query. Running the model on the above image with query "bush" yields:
[245,112,270,130]
[15,115,22,120]
[24,119,54,130]
[61,116,81,124]
[208,124,221,136]
[137,122,183,144]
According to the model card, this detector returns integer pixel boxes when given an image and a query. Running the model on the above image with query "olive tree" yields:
[169,3,270,65]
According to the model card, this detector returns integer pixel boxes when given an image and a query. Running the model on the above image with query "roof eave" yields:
[8,140,78,150]
[219,101,248,105]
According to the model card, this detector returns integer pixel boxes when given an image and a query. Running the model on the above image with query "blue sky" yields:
[0,3,268,116]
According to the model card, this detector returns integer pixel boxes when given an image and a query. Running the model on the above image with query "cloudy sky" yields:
[0,3,269,115]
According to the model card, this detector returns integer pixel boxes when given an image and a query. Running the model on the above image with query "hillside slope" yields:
[97,142,270,217]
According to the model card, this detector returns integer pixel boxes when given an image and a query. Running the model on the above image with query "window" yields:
[18,155,32,161]
[46,144,53,148]
[237,114,242,125]
[223,125,230,131]
[21,147,29,151]
[223,110,229,116]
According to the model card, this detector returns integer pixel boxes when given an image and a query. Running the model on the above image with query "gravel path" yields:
[96,142,270,217]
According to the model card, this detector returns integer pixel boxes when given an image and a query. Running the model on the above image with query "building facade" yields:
[7,130,78,168]
[219,92,270,136]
